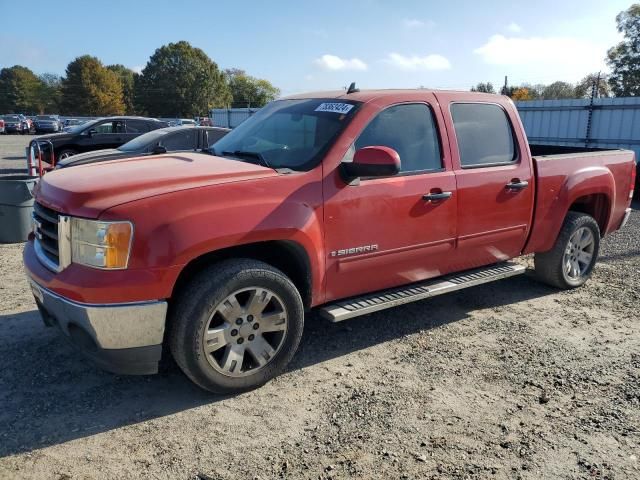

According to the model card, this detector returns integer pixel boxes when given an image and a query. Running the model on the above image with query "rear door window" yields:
[126,120,151,133]
[450,103,517,167]
[162,130,196,151]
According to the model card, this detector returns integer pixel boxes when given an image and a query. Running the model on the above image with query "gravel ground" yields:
[0,133,31,176]
[0,135,638,479]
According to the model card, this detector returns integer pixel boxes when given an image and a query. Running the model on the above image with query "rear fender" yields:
[524,166,614,254]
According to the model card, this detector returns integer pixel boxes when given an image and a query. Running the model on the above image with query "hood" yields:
[56,149,122,168]
[34,132,73,143]
[36,152,277,217]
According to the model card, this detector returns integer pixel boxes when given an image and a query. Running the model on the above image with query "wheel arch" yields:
[171,240,313,310]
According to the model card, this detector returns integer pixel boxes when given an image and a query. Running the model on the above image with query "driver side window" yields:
[344,103,442,174]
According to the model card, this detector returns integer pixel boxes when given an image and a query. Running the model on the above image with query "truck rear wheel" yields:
[534,212,600,289]
[168,259,304,394]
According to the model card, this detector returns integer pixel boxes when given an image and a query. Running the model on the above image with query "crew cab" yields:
[23,89,636,393]
[26,116,168,173]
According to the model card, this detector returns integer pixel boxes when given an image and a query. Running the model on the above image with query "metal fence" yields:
[515,96,640,160]
[210,108,260,128]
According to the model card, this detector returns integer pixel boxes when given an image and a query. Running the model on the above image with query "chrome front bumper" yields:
[29,278,167,374]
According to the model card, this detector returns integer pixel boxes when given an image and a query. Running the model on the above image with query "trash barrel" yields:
[0,175,38,243]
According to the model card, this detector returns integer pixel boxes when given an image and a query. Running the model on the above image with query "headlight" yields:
[71,218,133,269]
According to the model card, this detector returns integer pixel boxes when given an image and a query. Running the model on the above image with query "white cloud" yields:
[506,22,522,33]
[131,65,144,74]
[474,34,607,73]
[403,18,434,29]
[385,53,451,71]
[314,54,368,71]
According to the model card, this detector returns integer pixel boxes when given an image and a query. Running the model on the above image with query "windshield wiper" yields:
[222,150,272,169]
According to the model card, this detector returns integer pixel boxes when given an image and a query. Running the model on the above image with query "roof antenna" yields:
[346,82,359,94]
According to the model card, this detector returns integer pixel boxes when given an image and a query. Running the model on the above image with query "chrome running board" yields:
[319,262,526,322]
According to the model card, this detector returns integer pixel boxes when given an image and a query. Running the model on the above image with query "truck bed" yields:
[524,146,635,254]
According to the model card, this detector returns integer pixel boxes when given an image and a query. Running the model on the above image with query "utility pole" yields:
[501,75,508,95]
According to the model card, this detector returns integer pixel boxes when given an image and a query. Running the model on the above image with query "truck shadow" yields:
[0,274,554,458]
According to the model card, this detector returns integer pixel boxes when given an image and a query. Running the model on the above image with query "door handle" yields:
[422,191,452,202]
[505,180,529,191]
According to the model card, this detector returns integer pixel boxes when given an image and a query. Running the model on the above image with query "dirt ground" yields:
[0,135,638,479]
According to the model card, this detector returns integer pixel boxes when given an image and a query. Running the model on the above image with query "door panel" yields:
[324,172,457,301]
[322,94,458,302]
[435,93,535,270]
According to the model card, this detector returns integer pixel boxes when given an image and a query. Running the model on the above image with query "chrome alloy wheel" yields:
[563,227,595,280]
[203,287,288,377]
[58,151,73,160]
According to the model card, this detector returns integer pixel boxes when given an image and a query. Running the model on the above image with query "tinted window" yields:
[162,130,196,151]
[350,103,442,173]
[94,120,125,134]
[126,120,151,133]
[451,103,516,167]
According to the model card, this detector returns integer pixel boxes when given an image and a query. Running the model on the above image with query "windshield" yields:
[66,118,101,134]
[36,116,56,120]
[118,129,170,152]
[211,98,361,170]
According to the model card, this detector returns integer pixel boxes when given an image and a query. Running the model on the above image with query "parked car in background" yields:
[175,118,197,126]
[26,116,168,171]
[2,115,28,134]
[197,117,213,126]
[34,115,62,134]
[56,126,230,169]
[23,89,635,392]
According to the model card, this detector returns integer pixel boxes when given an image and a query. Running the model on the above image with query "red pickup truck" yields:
[24,89,636,393]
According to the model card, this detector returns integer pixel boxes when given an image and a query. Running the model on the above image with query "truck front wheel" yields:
[534,212,600,289]
[168,259,304,394]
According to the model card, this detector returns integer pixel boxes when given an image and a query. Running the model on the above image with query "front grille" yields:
[33,202,60,267]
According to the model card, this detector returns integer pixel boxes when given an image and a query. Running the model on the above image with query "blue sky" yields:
[0,0,631,95]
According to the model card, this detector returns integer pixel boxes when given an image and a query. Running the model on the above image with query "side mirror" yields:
[341,146,400,182]
[152,145,167,155]
[87,129,97,137]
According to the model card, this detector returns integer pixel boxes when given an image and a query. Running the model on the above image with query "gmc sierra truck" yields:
[24,89,636,394]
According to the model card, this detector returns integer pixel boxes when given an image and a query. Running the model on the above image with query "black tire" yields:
[534,212,600,289]
[169,259,304,394]
[57,149,77,160]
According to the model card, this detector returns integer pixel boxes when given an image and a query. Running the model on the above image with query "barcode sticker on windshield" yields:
[315,103,354,114]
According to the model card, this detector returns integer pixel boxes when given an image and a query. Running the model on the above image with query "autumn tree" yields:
[107,64,137,114]
[135,41,230,117]
[60,56,125,115]
[225,69,280,107]
[511,87,532,101]
[607,4,640,96]
[574,73,611,98]
[0,65,42,113]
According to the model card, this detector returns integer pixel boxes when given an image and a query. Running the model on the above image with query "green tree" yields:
[225,69,280,107]
[60,55,125,115]
[607,4,640,96]
[542,81,575,99]
[470,82,495,94]
[135,41,230,117]
[0,65,42,113]
[574,73,611,99]
[107,64,137,114]
[36,73,62,114]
